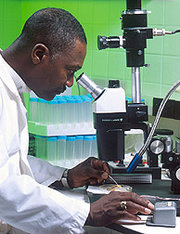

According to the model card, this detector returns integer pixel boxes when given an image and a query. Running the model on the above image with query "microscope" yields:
[76,0,180,193]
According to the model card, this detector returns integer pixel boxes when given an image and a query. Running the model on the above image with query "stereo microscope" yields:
[76,0,180,193]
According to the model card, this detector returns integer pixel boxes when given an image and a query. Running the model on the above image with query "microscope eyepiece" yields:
[76,73,104,100]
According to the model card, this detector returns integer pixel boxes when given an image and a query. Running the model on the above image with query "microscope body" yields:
[95,0,162,178]
[96,0,151,165]
[93,87,148,165]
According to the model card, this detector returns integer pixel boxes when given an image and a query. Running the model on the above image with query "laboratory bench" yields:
[59,179,180,234]
[86,179,180,234]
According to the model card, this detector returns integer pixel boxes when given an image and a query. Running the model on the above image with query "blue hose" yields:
[126,153,143,173]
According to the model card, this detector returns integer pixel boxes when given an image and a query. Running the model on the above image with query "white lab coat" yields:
[0,54,90,234]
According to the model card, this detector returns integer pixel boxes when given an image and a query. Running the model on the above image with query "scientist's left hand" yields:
[67,157,110,188]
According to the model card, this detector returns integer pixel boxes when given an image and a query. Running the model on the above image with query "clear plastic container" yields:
[74,135,84,164]
[81,95,93,126]
[57,96,67,125]
[64,96,75,126]
[56,135,67,167]
[76,96,84,124]
[34,135,47,160]
[47,136,57,165]
[69,97,76,124]
[66,136,76,168]
[71,96,80,124]
[48,98,59,124]
[29,97,38,122]
[83,135,93,160]
[38,98,49,124]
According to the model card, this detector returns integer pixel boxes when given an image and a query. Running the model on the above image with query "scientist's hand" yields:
[85,191,154,226]
[68,157,110,188]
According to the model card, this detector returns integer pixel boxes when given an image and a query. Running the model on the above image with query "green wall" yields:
[0,0,22,48]
[1,0,180,110]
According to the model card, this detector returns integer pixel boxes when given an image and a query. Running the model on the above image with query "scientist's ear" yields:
[31,43,50,64]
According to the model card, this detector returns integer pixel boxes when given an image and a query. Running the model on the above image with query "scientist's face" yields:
[30,39,86,100]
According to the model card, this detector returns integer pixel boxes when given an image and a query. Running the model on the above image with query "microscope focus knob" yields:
[149,139,165,155]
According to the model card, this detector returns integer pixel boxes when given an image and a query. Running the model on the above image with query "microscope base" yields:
[109,164,161,180]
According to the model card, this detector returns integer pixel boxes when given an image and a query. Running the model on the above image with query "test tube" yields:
[29,97,38,122]
[74,135,84,164]
[69,97,76,125]
[71,96,80,125]
[56,135,67,167]
[38,98,49,124]
[66,136,76,168]
[76,96,84,124]
[34,135,47,160]
[48,98,59,124]
[65,96,74,126]
[61,96,67,126]
[83,135,93,160]
[57,96,67,125]
[47,136,57,165]
[81,95,93,126]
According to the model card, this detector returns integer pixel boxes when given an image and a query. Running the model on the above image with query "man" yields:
[0,8,154,233]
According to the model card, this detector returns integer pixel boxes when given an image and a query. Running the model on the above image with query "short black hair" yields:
[18,8,87,56]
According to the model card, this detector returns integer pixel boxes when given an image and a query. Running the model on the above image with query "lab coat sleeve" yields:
[27,155,66,186]
[0,139,90,234]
